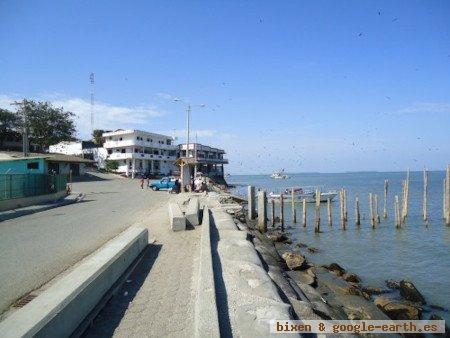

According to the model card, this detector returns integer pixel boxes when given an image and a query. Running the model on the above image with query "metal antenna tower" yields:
[90,72,95,134]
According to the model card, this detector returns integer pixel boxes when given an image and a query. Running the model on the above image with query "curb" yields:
[0,193,84,222]
[0,226,148,337]
[194,206,220,337]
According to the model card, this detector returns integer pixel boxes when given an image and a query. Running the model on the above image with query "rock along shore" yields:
[215,190,448,337]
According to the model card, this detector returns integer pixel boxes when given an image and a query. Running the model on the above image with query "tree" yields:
[92,129,106,145]
[0,108,19,148]
[105,159,119,171]
[12,99,77,150]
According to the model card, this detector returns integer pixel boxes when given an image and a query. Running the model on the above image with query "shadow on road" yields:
[72,173,112,182]
[210,210,233,338]
[83,243,162,337]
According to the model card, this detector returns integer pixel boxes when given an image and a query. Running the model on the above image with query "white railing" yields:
[108,152,176,161]
[104,140,176,150]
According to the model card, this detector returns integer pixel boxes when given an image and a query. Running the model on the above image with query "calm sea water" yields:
[228,171,450,320]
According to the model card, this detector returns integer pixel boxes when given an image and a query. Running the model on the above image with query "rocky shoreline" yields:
[221,194,448,336]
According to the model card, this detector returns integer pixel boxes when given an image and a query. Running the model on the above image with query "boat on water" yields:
[268,186,337,203]
[270,169,289,179]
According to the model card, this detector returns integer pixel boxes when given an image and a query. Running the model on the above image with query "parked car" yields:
[149,177,176,191]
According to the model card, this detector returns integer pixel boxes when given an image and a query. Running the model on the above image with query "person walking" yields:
[140,176,144,189]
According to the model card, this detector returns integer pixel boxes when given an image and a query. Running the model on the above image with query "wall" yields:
[49,142,83,156]
[92,147,108,169]
[0,158,46,174]
[0,190,68,212]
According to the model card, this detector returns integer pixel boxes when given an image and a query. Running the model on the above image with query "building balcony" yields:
[104,140,176,150]
[196,157,229,164]
[107,152,177,161]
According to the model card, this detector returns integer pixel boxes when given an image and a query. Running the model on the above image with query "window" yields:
[121,149,125,153]
[27,162,39,170]
[146,138,150,142]
[108,149,112,154]
[166,139,172,145]
[119,137,123,141]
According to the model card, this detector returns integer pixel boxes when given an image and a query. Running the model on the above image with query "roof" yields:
[178,143,225,153]
[102,129,173,140]
[0,151,94,163]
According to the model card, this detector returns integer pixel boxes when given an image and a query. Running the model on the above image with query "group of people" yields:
[193,176,207,192]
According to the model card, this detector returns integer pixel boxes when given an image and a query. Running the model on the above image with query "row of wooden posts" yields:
[248,165,450,233]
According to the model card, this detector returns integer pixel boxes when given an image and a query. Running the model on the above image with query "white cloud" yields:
[0,94,166,139]
[396,102,450,114]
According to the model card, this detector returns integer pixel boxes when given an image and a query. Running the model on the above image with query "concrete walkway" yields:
[85,193,201,337]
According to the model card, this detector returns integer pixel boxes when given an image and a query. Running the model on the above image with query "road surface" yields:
[0,173,169,314]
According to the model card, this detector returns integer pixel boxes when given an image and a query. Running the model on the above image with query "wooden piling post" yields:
[401,169,410,222]
[374,194,380,223]
[257,190,267,232]
[395,195,400,228]
[280,194,285,231]
[343,189,348,223]
[446,165,450,225]
[327,198,332,226]
[355,197,360,226]
[443,178,446,220]
[405,168,410,219]
[302,198,307,227]
[271,198,275,226]
[248,186,256,220]
[291,188,297,223]
[339,189,344,228]
[401,180,406,222]
[383,179,388,219]
[423,168,428,222]
[369,193,374,228]
[315,188,321,233]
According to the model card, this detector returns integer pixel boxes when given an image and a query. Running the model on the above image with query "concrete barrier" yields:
[168,202,186,231]
[0,190,68,212]
[186,197,200,226]
[0,226,148,338]
[208,202,293,336]
[194,206,220,337]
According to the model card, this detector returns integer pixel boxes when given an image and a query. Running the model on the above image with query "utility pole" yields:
[186,104,191,158]
[22,109,28,157]
[90,72,95,135]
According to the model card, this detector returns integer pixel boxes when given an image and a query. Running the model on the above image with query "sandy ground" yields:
[84,193,201,338]
[0,173,169,314]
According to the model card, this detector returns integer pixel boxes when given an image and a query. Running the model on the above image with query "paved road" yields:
[0,173,170,314]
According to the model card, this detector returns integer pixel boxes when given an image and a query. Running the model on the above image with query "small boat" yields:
[270,169,289,179]
[268,186,337,203]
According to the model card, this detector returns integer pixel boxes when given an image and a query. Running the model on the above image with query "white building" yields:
[49,141,95,156]
[176,143,228,187]
[103,129,177,177]
[49,141,108,169]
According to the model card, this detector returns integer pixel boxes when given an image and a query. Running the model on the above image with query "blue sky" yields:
[1,0,449,174]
